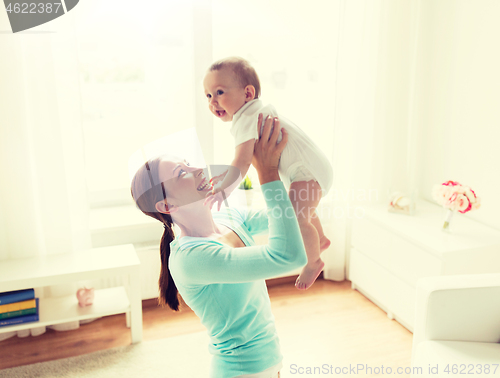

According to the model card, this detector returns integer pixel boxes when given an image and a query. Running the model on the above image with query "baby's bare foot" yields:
[319,236,331,253]
[295,259,325,290]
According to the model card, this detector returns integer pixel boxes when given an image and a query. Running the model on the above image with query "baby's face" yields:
[203,68,248,122]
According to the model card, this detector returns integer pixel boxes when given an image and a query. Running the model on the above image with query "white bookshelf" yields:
[0,245,142,343]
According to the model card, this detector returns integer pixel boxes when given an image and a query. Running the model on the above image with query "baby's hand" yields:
[203,169,230,211]
[204,188,226,211]
[210,171,228,187]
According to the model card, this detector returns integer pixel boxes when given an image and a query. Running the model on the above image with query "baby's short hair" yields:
[209,57,261,99]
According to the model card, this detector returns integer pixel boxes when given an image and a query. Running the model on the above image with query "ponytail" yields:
[130,157,181,311]
[158,222,180,311]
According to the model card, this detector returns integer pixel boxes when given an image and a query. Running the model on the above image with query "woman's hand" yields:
[252,114,288,185]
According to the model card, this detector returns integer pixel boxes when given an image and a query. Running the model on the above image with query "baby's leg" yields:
[311,210,331,253]
[289,180,324,290]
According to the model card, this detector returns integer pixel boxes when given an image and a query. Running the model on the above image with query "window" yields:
[75,0,200,207]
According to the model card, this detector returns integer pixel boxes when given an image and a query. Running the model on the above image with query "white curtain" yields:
[0,11,91,339]
[330,0,420,280]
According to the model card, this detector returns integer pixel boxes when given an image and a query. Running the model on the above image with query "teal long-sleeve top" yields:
[169,180,307,378]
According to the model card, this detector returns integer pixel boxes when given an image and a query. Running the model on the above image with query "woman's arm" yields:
[171,180,307,284]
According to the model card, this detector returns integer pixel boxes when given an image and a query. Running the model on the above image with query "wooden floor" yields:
[0,278,414,372]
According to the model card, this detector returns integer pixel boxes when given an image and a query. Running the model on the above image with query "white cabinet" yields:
[349,200,500,332]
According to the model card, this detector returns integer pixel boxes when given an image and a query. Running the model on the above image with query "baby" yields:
[203,57,333,290]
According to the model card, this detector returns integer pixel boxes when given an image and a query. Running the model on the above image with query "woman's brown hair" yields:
[130,157,180,311]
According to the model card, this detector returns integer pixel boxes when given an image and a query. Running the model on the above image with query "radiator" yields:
[88,244,161,300]
[135,244,162,300]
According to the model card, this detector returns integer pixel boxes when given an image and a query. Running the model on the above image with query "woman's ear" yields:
[155,200,178,214]
[244,85,256,102]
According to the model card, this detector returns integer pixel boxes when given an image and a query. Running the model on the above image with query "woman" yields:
[131,116,307,378]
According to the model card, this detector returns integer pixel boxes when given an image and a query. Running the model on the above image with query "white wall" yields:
[336,0,500,233]
[416,0,500,230]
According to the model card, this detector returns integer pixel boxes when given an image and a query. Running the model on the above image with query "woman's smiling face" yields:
[158,158,213,209]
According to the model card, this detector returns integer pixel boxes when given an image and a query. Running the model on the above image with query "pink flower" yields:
[456,194,471,213]
[445,192,458,210]
[471,196,481,211]
[434,181,481,214]
[442,180,461,187]
[463,187,475,202]
[432,184,452,205]
[461,186,481,213]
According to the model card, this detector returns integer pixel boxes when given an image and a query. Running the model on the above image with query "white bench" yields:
[0,244,142,343]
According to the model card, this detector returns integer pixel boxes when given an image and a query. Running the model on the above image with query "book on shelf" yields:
[0,298,36,314]
[0,307,37,320]
[0,298,39,328]
[0,289,35,305]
